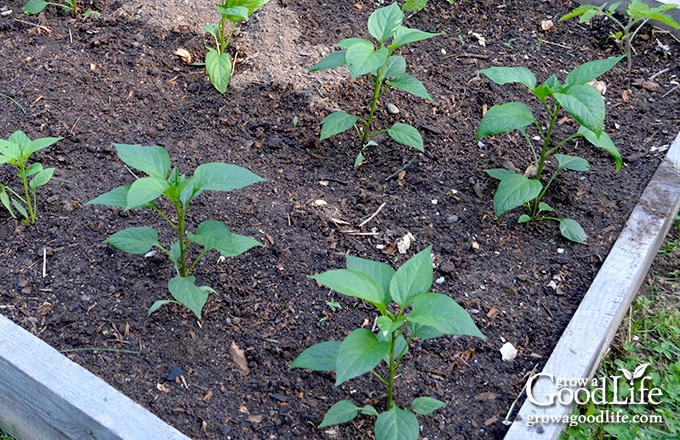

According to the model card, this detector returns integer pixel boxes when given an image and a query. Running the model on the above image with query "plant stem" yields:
[360,74,384,147]
[175,202,188,277]
[386,336,397,409]
[18,163,35,224]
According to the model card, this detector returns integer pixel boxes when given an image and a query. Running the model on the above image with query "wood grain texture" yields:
[0,314,189,440]
[505,131,680,440]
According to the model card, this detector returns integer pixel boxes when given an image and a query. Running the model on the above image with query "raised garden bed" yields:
[1,0,679,438]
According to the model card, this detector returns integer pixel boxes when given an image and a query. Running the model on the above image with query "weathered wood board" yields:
[504,131,680,439]
[0,314,189,440]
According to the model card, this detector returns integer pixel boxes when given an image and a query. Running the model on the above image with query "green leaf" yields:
[337,38,372,49]
[309,50,347,73]
[388,123,424,151]
[412,396,446,415]
[29,167,54,189]
[310,269,388,311]
[554,153,590,172]
[290,340,341,371]
[0,186,15,218]
[114,144,171,179]
[388,73,433,101]
[335,328,390,385]
[105,227,160,254]
[402,0,426,13]
[558,218,587,243]
[22,162,43,178]
[577,126,622,171]
[559,4,604,23]
[409,322,444,340]
[25,136,62,156]
[485,168,516,181]
[346,44,388,79]
[319,400,360,428]
[168,276,211,319]
[216,5,249,22]
[374,406,419,440]
[86,185,131,208]
[126,176,169,210]
[391,26,439,48]
[192,163,265,192]
[479,66,537,89]
[389,245,433,307]
[205,49,232,93]
[361,405,379,417]
[187,220,262,257]
[475,102,536,141]
[493,173,542,217]
[148,300,174,317]
[368,2,403,44]
[346,254,395,299]
[383,55,406,78]
[22,0,49,14]
[565,56,624,87]
[554,85,605,135]
[518,214,532,223]
[409,293,486,338]
[320,110,358,140]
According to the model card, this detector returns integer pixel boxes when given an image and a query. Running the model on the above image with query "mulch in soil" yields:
[1,0,679,438]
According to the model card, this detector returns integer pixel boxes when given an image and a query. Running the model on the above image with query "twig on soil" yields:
[359,202,387,228]
[340,229,380,236]
[123,165,139,179]
[42,248,47,278]
[502,363,540,426]
[537,38,572,50]
[13,18,52,34]
[60,347,140,354]
[318,177,349,186]
[384,155,420,181]
[648,64,678,81]
[444,53,490,60]
[660,85,679,99]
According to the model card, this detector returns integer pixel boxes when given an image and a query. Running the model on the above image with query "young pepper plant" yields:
[23,0,99,18]
[203,0,270,93]
[310,2,439,167]
[87,143,265,319]
[475,56,624,243]
[290,246,485,440]
[559,0,680,69]
[0,130,61,225]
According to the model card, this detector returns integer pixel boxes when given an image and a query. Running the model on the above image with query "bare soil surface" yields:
[0,0,679,438]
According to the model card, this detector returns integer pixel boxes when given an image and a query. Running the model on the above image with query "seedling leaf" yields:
[346,254,395,298]
[168,276,211,319]
[554,153,590,172]
[193,163,265,192]
[335,328,390,385]
[565,56,624,86]
[106,226,160,254]
[114,144,171,179]
[22,0,49,14]
[389,245,432,307]
[577,126,622,170]
[310,269,388,311]
[479,66,537,89]
[29,167,54,189]
[319,400,360,428]
[86,185,131,208]
[412,396,446,415]
[368,2,403,44]
[388,74,433,101]
[309,50,348,72]
[205,49,232,94]
[558,218,588,243]
[409,293,486,338]
[475,102,535,141]
[493,173,542,217]
[290,340,341,371]
[320,111,358,140]
[388,123,424,151]
[188,220,262,257]
[554,85,605,135]
[126,176,169,210]
[374,406,419,440]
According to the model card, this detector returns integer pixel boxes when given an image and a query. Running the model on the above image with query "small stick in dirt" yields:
[13,18,52,34]
[384,155,420,181]
[42,248,47,278]
[502,363,540,426]
[537,38,572,50]
[319,177,349,186]
[660,85,679,99]
[359,202,387,228]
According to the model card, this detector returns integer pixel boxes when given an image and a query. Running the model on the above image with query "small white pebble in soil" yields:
[500,342,518,361]
[387,103,400,114]
[431,199,438,205]
[441,48,446,54]
[435,276,445,284]
[557,248,564,254]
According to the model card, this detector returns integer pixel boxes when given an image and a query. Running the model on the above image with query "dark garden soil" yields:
[0,0,679,438]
